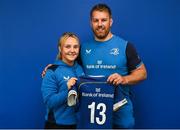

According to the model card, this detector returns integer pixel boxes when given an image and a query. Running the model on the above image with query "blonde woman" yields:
[41,32,84,129]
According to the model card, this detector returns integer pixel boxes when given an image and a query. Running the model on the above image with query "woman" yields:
[41,32,84,129]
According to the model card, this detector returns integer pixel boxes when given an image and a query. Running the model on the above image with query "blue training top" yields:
[80,35,142,126]
[41,60,84,125]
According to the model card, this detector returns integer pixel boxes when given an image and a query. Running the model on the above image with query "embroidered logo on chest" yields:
[85,49,91,54]
[110,48,119,55]
[63,76,70,81]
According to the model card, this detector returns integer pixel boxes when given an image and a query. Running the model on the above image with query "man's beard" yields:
[93,26,110,39]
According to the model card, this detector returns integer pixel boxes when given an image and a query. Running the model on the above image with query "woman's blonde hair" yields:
[56,32,80,60]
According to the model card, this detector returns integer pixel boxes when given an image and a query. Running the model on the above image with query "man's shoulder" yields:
[81,40,95,50]
[82,40,94,45]
[113,35,127,43]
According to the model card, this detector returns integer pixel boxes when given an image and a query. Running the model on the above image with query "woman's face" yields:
[60,37,80,66]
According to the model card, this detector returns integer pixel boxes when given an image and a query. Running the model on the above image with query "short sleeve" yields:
[126,42,142,72]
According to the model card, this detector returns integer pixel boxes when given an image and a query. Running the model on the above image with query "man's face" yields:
[91,10,112,40]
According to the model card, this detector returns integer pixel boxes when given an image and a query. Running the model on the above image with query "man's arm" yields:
[41,64,53,78]
[107,63,147,85]
[122,42,147,85]
[107,42,147,86]
[123,63,147,85]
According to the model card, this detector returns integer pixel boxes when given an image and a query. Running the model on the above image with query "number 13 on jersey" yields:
[88,102,106,125]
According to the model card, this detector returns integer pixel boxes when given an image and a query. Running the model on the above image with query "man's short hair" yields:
[90,3,112,18]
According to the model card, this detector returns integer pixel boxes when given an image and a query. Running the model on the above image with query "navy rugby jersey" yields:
[68,76,127,129]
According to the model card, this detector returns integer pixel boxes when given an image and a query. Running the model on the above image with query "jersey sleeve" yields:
[126,42,142,72]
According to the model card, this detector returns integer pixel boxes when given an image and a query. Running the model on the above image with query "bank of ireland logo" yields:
[110,48,119,55]
[63,76,70,81]
[97,60,102,64]
[85,49,91,54]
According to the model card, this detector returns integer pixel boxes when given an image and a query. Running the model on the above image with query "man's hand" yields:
[67,77,77,90]
[107,73,128,86]
[107,64,147,86]
[41,64,53,78]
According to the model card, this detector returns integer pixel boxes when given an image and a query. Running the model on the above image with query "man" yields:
[80,3,147,128]
[42,3,147,129]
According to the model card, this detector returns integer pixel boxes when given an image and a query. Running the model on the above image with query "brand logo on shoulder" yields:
[110,48,119,55]
[63,76,70,81]
[85,49,91,54]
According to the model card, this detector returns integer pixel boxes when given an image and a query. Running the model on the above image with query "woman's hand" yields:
[67,77,78,90]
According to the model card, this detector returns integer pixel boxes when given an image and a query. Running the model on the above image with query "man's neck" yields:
[95,32,113,42]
